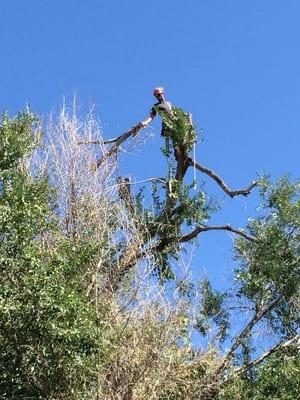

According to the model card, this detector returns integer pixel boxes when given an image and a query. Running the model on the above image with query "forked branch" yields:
[78,124,142,167]
[179,224,257,243]
[187,158,257,198]
[96,124,142,167]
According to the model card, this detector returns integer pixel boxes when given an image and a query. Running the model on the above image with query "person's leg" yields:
[174,145,188,181]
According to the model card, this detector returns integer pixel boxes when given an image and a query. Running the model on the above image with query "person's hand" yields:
[132,123,142,136]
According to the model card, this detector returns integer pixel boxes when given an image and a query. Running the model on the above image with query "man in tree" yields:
[139,87,196,181]
[140,87,174,132]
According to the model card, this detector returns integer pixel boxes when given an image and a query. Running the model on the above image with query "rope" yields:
[165,137,174,196]
[193,141,197,190]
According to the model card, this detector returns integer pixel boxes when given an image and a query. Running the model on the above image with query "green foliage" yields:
[219,349,300,400]
[1,108,299,399]
[174,183,220,227]
[171,107,197,151]
[195,279,230,342]
[134,179,219,282]
[0,108,38,171]
[157,106,197,151]
[234,177,300,336]
[214,177,300,398]
[0,111,103,399]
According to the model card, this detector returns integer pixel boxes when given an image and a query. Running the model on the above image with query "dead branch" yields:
[96,124,142,167]
[111,222,257,292]
[78,137,120,145]
[114,177,167,188]
[187,158,257,198]
[179,224,257,243]
[117,176,135,216]
[138,223,257,274]
[107,241,144,293]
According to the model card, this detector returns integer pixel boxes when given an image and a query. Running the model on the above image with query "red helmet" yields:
[153,87,165,96]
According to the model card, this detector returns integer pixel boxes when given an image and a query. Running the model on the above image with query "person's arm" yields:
[132,108,156,136]
[140,114,155,128]
[141,106,157,128]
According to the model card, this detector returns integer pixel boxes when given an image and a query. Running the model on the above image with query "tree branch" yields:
[179,224,257,243]
[117,176,135,216]
[187,158,257,198]
[215,296,282,375]
[95,124,142,167]
[107,242,145,293]
[107,223,256,293]
[78,137,120,145]
[115,177,167,188]
[234,335,299,377]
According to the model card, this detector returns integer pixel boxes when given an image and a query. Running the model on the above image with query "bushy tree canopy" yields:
[0,107,298,399]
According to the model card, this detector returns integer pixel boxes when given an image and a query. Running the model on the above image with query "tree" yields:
[1,105,298,399]
[0,110,103,399]
[90,114,299,398]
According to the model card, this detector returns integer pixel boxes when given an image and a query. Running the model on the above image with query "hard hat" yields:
[153,87,165,96]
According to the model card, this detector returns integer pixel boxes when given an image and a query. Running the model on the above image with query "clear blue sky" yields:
[1,1,299,289]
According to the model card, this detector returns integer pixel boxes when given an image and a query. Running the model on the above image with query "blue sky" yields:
[1,1,299,289]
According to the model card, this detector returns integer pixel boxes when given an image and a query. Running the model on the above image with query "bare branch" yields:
[117,176,135,216]
[215,296,282,375]
[78,137,120,145]
[96,124,142,167]
[187,158,258,198]
[179,224,257,243]
[108,242,145,293]
[114,177,167,188]
[234,335,300,377]
[134,224,257,278]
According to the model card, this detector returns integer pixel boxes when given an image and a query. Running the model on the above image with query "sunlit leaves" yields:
[234,177,300,336]
[0,109,38,171]
[0,112,102,399]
